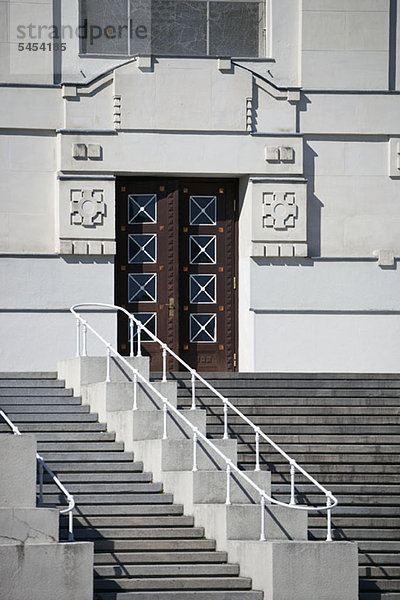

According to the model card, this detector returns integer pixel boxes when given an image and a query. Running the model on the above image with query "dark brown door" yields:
[115,178,237,372]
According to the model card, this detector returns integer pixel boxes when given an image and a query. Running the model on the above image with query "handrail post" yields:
[255,428,260,471]
[260,494,266,541]
[136,324,142,357]
[191,371,196,410]
[223,400,229,440]
[226,462,231,505]
[163,402,168,440]
[133,372,138,410]
[290,460,296,506]
[68,506,74,542]
[38,460,44,504]
[326,494,333,541]
[76,318,81,357]
[162,345,167,383]
[106,345,111,383]
[82,321,88,357]
[192,429,198,472]
[129,317,134,357]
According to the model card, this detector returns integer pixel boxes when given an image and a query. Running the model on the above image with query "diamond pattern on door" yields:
[128,234,157,263]
[190,274,216,304]
[128,273,157,303]
[129,312,157,341]
[128,194,157,224]
[190,196,217,225]
[190,235,216,264]
[190,313,217,343]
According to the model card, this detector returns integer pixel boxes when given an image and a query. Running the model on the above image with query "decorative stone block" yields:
[88,144,102,160]
[373,249,395,267]
[388,138,400,176]
[280,146,295,162]
[265,146,295,163]
[72,143,87,159]
[71,189,105,226]
[59,240,73,254]
[218,58,232,72]
[263,192,297,230]
[102,241,117,255]
[251,178,307,257]
[88,241,103,255]
[73,241,88,255]
[265,146,280,162]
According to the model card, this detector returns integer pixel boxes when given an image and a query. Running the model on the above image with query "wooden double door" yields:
[115,178,238,372]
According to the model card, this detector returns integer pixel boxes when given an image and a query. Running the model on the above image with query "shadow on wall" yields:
[303,141,323,258]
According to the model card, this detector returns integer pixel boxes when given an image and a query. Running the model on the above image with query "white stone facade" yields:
[0,0,399,372]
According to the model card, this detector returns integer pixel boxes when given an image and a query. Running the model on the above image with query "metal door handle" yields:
[169,297,175,317]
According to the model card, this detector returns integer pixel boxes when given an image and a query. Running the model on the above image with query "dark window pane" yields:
[209,1,260,57]
[128,234,157,263]
[128,274,157,302]
[130,0,152,54]
[129,313,157,341]
[80,0,128,55]
[190,235,216,264]
[151,0,207,55]
[190,313,216,342]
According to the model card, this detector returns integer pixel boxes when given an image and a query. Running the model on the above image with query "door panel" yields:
[116,178,237,372]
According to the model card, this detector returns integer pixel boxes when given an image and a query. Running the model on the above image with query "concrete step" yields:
[75,505,184,517]
[93,540,217,552]
[0,388,73,396]
[359,554,400,566]
[271,473,400,484]
[233,443,400,454]
[174,377,400,388]
[155,372,400,380]
[272,483,400,494]
[207,415,400,425]
[272,494,400,505]
[67,527,206,540]
[218,433,400,444]
[311,517,400,528]
[42,493,174,504]
[358,542,400,552]
[0,396,82,405]
[239,452,400,463]
[94,552,228,565]
[360,579,400,591]
[178,388,400,397]
[37,441,125,452]
[73,516,194,527]
[47,472,151,483]
[96,592,263,600]
[93,576,253,591]
[0,422,108,432]
[310,529,400,541]
[41,482,163,493]
[184,405,400,416]
[221,425,400,434]
[39,451,134,462]
[44,461,144,473]
[0,372,57,379]
[4,413,99,422]
[1,404,91,413]
[34,432,116,442]
[359,567,400,577]
[94,564,240,577]
[0,379,65,388]
[179,397,400,407]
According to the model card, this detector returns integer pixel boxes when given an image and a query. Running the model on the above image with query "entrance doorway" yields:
[115,178,238,372]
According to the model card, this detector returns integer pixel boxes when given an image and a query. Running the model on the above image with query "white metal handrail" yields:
[0,409,75,541]
[71,303,337,541]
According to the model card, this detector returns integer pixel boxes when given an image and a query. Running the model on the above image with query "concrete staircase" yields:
[173,372,400,600]
[0,372,262,600]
